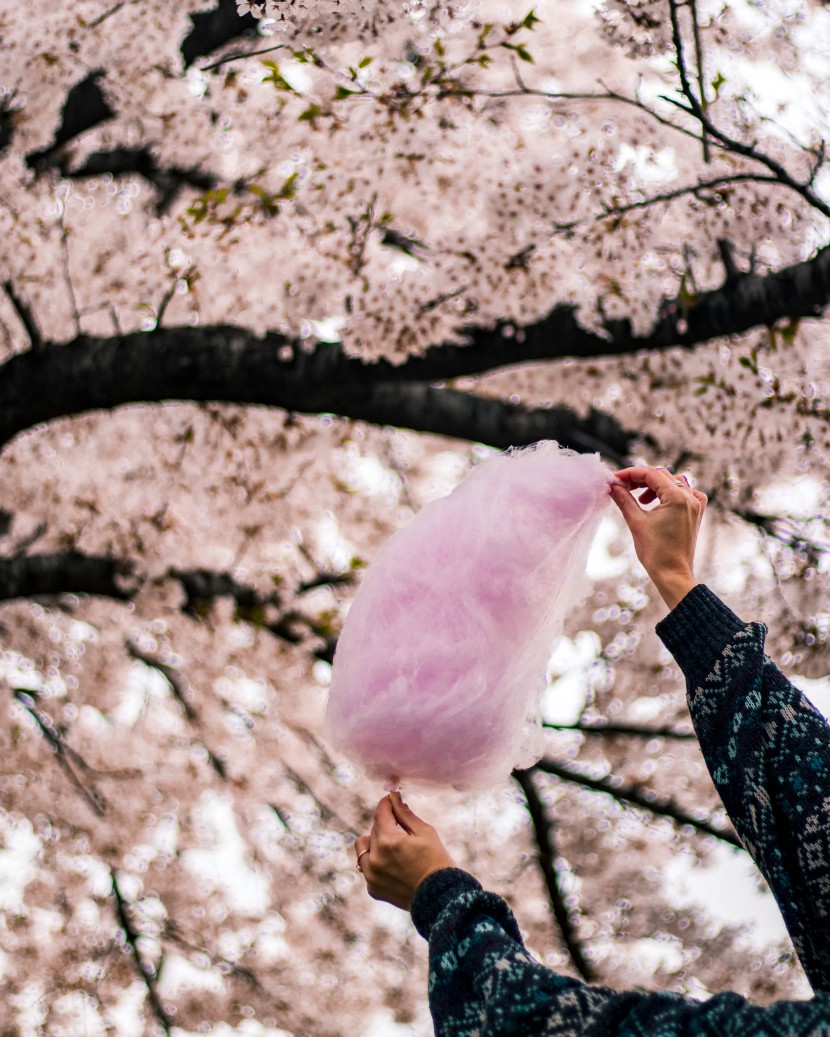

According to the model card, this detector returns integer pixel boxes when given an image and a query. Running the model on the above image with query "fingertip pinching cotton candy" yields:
[326,441,614,791]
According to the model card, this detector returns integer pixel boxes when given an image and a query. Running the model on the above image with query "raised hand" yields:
[610,466,708,610]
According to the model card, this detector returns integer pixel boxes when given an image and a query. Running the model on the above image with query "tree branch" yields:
[665,0,830,219]
[125,643,227,778]
[0,552,133,602]
[25,71,115,172]
[65,146,219,215]
[3,280,42,349]
[2,240,829,458]
[543,720,696,740]
[12,688,107,816]
[111,869,173,1037]
[513,768,596,981]
[0,327,636,460]
[533,757,741,847]
[181,0,259,67]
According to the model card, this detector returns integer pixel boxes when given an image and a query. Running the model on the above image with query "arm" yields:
[656,583,830,994]
[410,867,615,1037]
[355,792,830,1034]
[611,465,830,992]
[355,794,626,1034]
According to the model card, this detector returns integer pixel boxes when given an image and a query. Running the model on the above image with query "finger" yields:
[354,835,370,859]
[389,790,426,835]
[609,481,646,525]
[612,466,680,496]
[371,795,401,841]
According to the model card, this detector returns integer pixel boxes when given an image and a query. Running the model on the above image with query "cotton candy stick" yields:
[326,441,613,790]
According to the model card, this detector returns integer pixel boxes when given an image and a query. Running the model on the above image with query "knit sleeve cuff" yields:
[655,583,749,687]
[410,868,482,940]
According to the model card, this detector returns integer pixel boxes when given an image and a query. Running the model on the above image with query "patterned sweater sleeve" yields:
[655,583,830,994]
[409,867,640,1036]
[409,868,830,1036]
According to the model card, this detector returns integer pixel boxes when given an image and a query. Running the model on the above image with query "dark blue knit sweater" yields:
[409,584,830,1035]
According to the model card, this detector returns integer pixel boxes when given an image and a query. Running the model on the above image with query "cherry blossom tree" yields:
[1,0,829,1033]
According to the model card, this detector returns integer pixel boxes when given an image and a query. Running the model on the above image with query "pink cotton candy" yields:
[326,441,614,790]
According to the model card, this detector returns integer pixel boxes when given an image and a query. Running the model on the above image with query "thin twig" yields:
[86,1,127,30]
[154,266,195,331]
[533,757,741,847]
[58,213,81,335]
[125,644,227,778]
[12,688,106,816]
[201,43,287,73]
[544,720,695,740]
[688,0,710,163]
[665,0,830,219]
[111,869,173,1037]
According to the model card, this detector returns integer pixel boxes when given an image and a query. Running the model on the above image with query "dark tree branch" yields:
[64,147,218,216]
[169,567,278,617]
[0,327,636,461]
[201,43,288,73]
[4,228,830,455]
[125,643,228,778]
[163,922,262,988]
[383,244,830,381]
[0,552,133,602]
[126,643,198,723]
[0,89,21,156]
[297,571,355,594]
[733,507,830,565]
[12,689,107,816]
[111,869,173,1037]
[2,280,42,349]
[543,720,696,740]
[513,769,596,981]
[25,71,115,172]
[533,757,741,847]
[665,0,830,220]
[181,0,259,67]
[280,760,357,837]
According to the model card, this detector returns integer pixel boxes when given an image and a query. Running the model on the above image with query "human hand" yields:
[609,466,708,610]
[354,791,456,911]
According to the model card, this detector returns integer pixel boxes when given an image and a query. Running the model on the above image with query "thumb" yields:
[389,791,427,835]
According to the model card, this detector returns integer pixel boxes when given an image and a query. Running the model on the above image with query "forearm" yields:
[657,585,830,993]
[410,867,830,1035]
[411,869,608,1036]
[652,571,698,612]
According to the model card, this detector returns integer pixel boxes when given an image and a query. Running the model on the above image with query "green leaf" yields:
[434,37,445,57]
[298,103,322,123]
[503,42,534,62]
[522,9,541,29]
[334,85,359,100]
[261,60,293,91]
[477,23,493,47]
[779,318,800,344]
[278,172,299,198]
[358,55,373,68]
[710,70,727,100]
